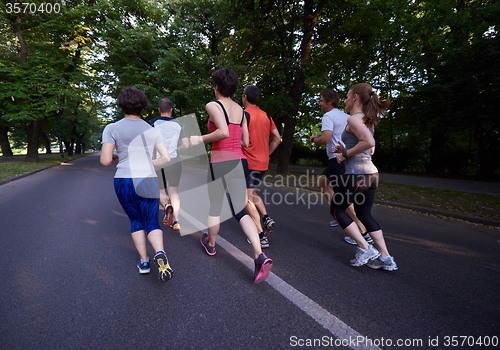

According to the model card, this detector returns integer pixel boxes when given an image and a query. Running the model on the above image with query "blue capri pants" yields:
[114,177,161,234]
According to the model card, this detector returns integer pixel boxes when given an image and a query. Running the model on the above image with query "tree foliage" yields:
[0,0,499,179]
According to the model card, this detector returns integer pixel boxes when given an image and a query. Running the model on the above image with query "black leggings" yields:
[207,159,248,222]
[330,173,381,233]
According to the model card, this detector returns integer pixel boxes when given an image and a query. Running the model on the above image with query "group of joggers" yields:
[99,68,397,286]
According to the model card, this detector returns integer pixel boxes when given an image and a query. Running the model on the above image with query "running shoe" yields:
[200,233,216,256]
[329,219,339,227]
[153,251,173,282]
[350,246,380,267]
[137,259,150,274]
[366,256,398,271]
[263,216,276,235]
[246,235,269,249]
[171,221,180,231]
[254,253,273,284]
[344,233,374,246]
[163,204,174,226]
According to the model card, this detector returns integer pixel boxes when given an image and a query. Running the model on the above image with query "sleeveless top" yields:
[207,100,246,163]
[342,126,378,175]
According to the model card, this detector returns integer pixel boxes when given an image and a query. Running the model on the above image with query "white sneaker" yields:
[329,219,339,227]
[350,246,380,266]
[366,257,398,271]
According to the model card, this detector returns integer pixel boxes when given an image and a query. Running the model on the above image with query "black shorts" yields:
[156,157,182,189]
[321,157,345,189]
[246,169,266,189]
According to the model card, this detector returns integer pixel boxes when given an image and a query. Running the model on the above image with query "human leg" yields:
[204,162,226,249]
[168,186,180,221]
[140,179,173,281]
[146,228,173,281]
[238,214,273,283]
[246,188,264,233]
[114,178,153,257]
[157,168,170,207]
[207,215,220,246]
[159,188,170,208]
[164,160,182,229]
[239,214,263,259]
[331,174,380,265]
[352,174,397,270]
[131,230,149,260]
[318,175,334,202]
[232,162,273,281]
[352,174,390,257]
[346,204,366,232]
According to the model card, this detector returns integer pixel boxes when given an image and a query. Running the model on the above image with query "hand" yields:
[189,135,203,146]
[111,153,119,164]
[336,154,345,164]
[333,141,344,153]
[310,134,318,143]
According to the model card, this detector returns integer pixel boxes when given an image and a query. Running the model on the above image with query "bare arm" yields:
[152,142,171,167]
[241,115,249,148]
[100,142,118,166]
[178,137,190,152]
[310,130,333,146]
[335,115,375,162]
[190,102,229,146]
[269,128,281,155]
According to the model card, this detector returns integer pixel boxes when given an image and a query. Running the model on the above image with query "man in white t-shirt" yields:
[310,89,371,245]
[149,98,189,231]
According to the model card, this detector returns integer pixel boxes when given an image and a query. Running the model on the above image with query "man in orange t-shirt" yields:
[242,85,281,248]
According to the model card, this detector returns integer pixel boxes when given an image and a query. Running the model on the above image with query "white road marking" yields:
[179,209,381,350]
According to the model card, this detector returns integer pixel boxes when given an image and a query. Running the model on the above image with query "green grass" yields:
[377,182,500,222]
[263,170,500,223]
[0,154,90,181]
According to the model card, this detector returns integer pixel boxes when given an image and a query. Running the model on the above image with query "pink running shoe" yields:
[254,253,273,283]
[200,233,216,256]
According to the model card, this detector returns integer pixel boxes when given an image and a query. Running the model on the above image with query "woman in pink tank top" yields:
[189,68,273,284]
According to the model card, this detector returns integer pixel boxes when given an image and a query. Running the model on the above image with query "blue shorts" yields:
[114,177,161,234]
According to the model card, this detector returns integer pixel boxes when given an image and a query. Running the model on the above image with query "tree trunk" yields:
[276,0,326,173]
[0,126,14,156]
[25,119,44,162]
[65,141,74,156]
[276,115,298,174]
[41,132,52,154]
[14,15,28,64]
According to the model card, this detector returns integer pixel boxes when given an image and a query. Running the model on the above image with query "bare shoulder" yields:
[347,114,363,124]
[206,101,220,110]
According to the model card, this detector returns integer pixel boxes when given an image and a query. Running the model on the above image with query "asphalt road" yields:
[1,154,499,350]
